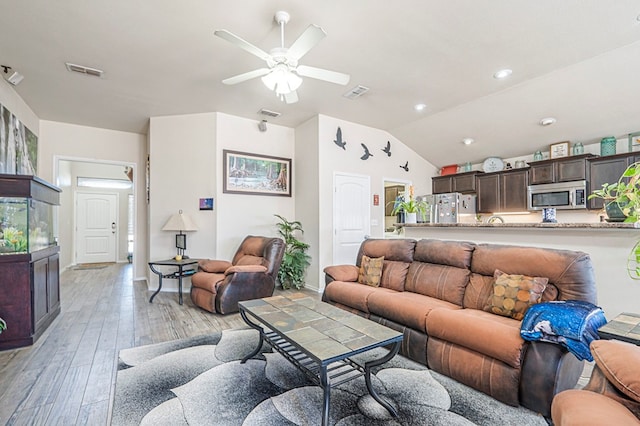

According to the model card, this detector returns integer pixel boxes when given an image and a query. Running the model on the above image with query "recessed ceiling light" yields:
[493,69,512,79]
[539,117,557,126]
[414,103,427,112]
[462,138,475,145]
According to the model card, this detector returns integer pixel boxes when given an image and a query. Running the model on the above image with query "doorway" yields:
[56,158,135,269]
[75,192,118,263]
[383,179,410,237]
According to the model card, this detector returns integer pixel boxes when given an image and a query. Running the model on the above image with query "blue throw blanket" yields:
[520,300,607,361]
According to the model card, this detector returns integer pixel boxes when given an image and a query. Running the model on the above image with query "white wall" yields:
[216,113,295,260]
[148,113,217,291]
[39,121,147,279]
[296,114,438,292]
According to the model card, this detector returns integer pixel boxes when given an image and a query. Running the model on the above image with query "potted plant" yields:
[274,214,311,290]
[588,161,640,279]
[391,186,429,223]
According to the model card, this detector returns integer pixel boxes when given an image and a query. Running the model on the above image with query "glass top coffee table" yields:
[238,293,403,426]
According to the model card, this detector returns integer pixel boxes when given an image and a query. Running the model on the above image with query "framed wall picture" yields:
[549,141,570,159]
[223,150,292,197]
[199,197,214,210]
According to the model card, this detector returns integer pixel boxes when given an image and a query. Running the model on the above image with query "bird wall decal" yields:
[333,127,346,150]
[382,141,392,157]
[360,143,373,160]
[400,161,409,172]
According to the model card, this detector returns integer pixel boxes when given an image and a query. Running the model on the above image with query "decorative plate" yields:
[482,157,504,173]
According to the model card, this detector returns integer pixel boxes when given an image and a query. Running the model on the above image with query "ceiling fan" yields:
[214,11,350,104]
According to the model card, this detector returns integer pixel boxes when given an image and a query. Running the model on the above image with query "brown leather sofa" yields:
[322,238,597,417]
[190,235,285,314]
[552,339,640,425]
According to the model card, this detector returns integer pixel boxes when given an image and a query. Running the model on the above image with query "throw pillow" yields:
[358,255,384,287]
[484,269,548,320]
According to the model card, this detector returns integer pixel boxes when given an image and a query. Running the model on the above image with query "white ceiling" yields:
[2,1,640,167]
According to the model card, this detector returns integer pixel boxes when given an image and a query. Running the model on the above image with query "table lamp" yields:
[162,210,198,259]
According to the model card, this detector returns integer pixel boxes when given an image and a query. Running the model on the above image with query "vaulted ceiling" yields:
[2,1,640,167]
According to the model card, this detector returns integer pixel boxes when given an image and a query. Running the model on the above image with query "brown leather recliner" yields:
[551,339,640,425]
[190,235,285,314]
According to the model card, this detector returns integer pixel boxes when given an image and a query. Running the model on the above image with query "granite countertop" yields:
[397,222,638,229]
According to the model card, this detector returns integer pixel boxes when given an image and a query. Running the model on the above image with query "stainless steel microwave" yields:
[527,180,587,210]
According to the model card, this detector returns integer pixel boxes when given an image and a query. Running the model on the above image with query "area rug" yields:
[112,328,547,425]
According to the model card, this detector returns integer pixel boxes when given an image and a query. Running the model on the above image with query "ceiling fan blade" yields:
[214,29,271,61]
[284,91,299,104]
[296,65,350,86]
[287,25,326,61]
[222,68,271,85]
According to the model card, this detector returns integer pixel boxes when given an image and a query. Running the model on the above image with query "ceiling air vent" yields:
[65,62,104,77]
[258,108,281,118]
[343,85,369,100]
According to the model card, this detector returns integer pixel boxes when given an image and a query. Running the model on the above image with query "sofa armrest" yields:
[323,265,359,282]
[224,265,268,275]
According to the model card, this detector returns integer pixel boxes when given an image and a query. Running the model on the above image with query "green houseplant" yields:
[588,161,640,279]
[391,186,429,223]
[274,214,311,290]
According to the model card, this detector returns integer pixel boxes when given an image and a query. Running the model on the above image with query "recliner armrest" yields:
[224,265,268,276]
[323,265,359,282]
[199,259,233,273]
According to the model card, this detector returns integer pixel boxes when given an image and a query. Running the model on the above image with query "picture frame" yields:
[549,141,570,159]
[199,197,214,210]
[223,149,292,197]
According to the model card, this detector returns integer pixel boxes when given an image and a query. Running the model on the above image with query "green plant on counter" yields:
[0,227,28,253]
[274,214,311,290]
[391,198,429,216]
[588,161,640,279]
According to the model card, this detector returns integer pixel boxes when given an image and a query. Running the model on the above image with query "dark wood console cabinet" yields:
[0,175,61,350]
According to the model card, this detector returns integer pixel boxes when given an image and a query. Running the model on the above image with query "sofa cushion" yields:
[413,239,475,269]
[324,281,393,313]
[405,262,470,306]
[591,339,640,403]
[464,272,558,310]
[199,259,232,273]
[471,243,596,303]
[484,270,548,320]
[324,265,359,282]
[358,255,384,287]
[380,260,410,291]
[367,292,460,333]
[357,238,416,264]
[425,308,524,368]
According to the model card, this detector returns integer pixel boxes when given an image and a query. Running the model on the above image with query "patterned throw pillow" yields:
[358,255,384,287]
[484,269,548,320]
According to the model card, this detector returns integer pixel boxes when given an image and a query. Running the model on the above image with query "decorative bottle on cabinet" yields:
[600,137,617,156]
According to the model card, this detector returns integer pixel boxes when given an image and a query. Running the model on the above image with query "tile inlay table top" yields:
[238,293,403,426]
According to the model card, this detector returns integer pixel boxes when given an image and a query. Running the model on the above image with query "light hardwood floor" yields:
[0,263,315,425]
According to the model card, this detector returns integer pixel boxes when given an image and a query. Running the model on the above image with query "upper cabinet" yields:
[528,154,594,185]
[476,168,528,213]
[587,152,640,210]
[432,171,481,194]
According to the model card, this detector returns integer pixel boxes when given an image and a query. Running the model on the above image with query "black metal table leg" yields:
[177,265,183,305]
[364,341,401,417]
[320,366,330,426]
[239,310,265,363]
[148,264,163,303]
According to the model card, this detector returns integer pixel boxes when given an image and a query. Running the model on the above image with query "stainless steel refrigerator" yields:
[419,193,476,223]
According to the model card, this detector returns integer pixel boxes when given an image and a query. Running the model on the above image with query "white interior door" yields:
[76,192,118,264]
[333,173,371,265]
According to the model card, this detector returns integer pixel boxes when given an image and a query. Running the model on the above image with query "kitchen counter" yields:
[396,222,638,229]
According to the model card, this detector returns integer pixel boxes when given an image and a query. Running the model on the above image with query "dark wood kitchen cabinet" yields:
[528,154,594,185]
[432,171,481,194]
[587,153,638,210]
[476,169,528,213]
[0,175,61,351]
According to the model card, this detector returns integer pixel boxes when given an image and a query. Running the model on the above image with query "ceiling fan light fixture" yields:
[261,66,302,95]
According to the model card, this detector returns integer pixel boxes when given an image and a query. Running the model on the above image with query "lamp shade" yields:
[162,210,198,232]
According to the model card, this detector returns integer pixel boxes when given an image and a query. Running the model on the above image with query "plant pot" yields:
[405,212,417,224]
[605,202,626,222]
